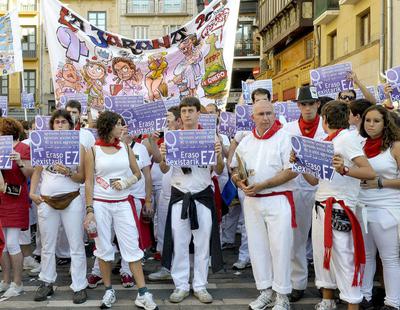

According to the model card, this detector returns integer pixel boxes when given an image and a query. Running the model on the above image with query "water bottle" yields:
[87,221,98,239]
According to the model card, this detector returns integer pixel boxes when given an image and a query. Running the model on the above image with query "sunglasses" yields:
[339,95,355,101]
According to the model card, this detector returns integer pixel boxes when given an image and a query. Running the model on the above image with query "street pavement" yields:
[0,244,352,309]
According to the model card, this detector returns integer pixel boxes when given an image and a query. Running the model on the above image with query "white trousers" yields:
[19,226,31,245]
[93,200,143,263]
[55,225,71,258]
[312,205,363,304]
[291,190,314,290]
[38,197,88,292]
[2,227,21,255]
[171,201,212,292]
[243,195,292,294]
[156,190,169,254]
[361,220,400,308]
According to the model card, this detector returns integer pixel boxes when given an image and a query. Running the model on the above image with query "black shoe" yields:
[34,282,54,301]
[56,257,71,265]
[73,289,87,304]
[360,297,374,310]
[380,306,398,310]
[288,289,304,302]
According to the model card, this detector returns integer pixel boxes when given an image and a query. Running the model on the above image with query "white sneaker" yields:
[249,289,275,310]
[232,259,251,270]
[0,281,10,293]
[29,264,41,276]
[169,289,189,303]
[23,256,40,270]
[315,299,337,310]
[100,289,116,309]
[272,294,290,310]
[148,267,171,281]
[194,289,213,303]
[135,291,158,310]
[1,282,23,298]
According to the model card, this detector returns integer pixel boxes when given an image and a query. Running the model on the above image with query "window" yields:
[305,38,313,59]
[0,76,8,96]
[127,0,154,14]
[23,70,36,96]
[0,0,8,11]
[161,0,184,13]
[21,27,36,58]
[88,11,106,31]
[235,22,254,56]
[20,0,36,11]
[328,30,337,61]
[360,11,370,47]
[132,26,149,39]
[163,25,180,35]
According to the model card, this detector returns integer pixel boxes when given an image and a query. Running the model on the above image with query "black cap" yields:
[296,86,319,103]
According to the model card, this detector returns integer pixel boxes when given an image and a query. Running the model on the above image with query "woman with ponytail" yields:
[358,105,400,310]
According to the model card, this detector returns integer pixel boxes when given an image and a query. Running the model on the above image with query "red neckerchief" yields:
[298,115,320,138]
[95,138,121,150]
[74,123,81,130]
[324,129,344,141]
[322,197,366,286]
[252,120,282,140]
[363,136,383,158]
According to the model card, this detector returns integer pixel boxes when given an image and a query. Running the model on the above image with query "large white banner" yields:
[43,0,239,112]
[0,10,23,76]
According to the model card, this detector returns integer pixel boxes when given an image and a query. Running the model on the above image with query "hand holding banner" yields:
[291,135,335,181]
[30,130,80,167]
[0,136,13,170]
[165,129,216,166]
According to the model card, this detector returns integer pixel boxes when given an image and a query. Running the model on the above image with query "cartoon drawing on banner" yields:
[110,57,143,96]
[55,60,84,100]
[82,57,108,110]
[145,52,169,101]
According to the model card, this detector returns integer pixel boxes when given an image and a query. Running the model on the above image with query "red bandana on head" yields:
[252,120,282,140]
[95,138,121,150]
[324,129,344,142]
[298,115,320,138]
[363,136,383,158]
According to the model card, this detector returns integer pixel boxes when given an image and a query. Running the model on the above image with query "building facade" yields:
[257,0,315,101]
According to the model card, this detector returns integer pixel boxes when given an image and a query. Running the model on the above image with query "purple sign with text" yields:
[199,114,217,130]
[0,136,13,170]
[291,135,335,180]
[165,129,216,166]
[385,66,400,102]
[21,92,35,109]
[59,93,88,114]
[354,86,378,101]
[0,96,8,116]
[35,116,52,131]
[275,101,301,122]
[377,84,400,103]
[163,97,180,110]
[218,112,236,137]
[242,79,273,104]
[29,130,80,166]
[130,100,167,135]
[310,63,353,97]
[235,105,254,131]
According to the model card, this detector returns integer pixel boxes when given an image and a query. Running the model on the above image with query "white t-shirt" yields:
[231,129,294,194]
[315,129,365,208]
[283,117,327,191]
[234,130,251,144]
[40,165,80,196]
[171,165,212,194]
[80,128,96,150]
[151,163,163,188]
[129,142,151,199]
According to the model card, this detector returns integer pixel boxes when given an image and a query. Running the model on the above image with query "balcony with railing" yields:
[234,40,259,57]
[22,50,37,59]
[314,0,339,25]
[19,0,37,12]
[159,0,187,14]
[126,0,155,14]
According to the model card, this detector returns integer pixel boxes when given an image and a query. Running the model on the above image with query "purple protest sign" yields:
[291,135,335,180]
[310,63,353,97]
[29,130,80,167]
[354,86,377,101]
[199,114,217,130]
[242,80,273,104]
[274,101,301,123]
[21,92,35,109]
[218,111,236,137]
[130,101,167,135]
[59,93,88,113]
[386,66,400,84]
[377,84,400,103]
[0,136,13,169]
[235,105,254,131]
[35,116,52,131]
[163,97,180,110]
[0,96,8,116]
[165,129,216,166]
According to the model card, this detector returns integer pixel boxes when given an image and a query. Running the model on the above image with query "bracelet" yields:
[377,176,383,189]
[86,207,94,214]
